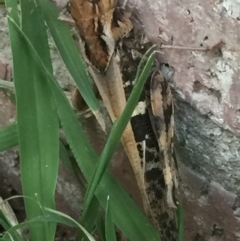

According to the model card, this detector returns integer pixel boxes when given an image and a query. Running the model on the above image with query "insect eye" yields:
[66,2,71,13]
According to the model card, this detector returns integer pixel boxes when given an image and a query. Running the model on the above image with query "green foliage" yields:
[105,197,117,241]
[0,124,18,152]
[6,0,59,239]
[0,0,184,240]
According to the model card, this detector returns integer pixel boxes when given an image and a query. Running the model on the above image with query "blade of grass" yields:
[6,16,160,241]
[59,140,74,172]
[105,196,116,241]
[0,124,18,152]
[177,205,184,241]
[5,208,96,241]
[0,79,16,104]
[20,0,52,70]
[0,79,14,90]
[83,48,155,213]
[76,197,100,241]
[95,213,105,241]
[0,124,80,177]
[6,0,59,240]
[0,198,25,241]
[0,211,10,231]
[37,0,106,131]
[134,46,156,82]
[4,0,19,25]
[39,0,99,110]
[0,126,87,208]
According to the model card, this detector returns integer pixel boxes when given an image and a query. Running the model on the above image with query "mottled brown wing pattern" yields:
[150,71,179,209]
[68,1,179,240]
[69,0,132,72]
[119,29,179,240]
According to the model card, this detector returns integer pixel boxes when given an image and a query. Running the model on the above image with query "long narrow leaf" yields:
[4,0,19,25]
[5,208,95,241]
[76,197,100,241]
[0,124,79,177]
[0,198,25,241]
[39,0,106,131]
[177,205,184,241]
[95,213,105,241]
[0,79,14,90]
[0,79,15,104]
[105,197,116,241]
[6,1,59,240]
[83,49,155,212]
[38,0,99,112]
[59,140,74,172]
[0,124,18,152]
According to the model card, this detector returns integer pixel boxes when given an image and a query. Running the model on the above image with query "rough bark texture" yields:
[0,1,240,241]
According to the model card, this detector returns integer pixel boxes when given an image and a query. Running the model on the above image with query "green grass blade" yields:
[20,0,52,70]
[6,13,160,241]
[4,0,19,26]
[83,50,155,212]
[5,208,96,241]
[0,79,14,90]
[76,197,100,241]
[134,45,156,82]
[38,0,107,131]
[0,124,75,176]
[0,200,25,241]
[0,211,10,231]
[96,175,160,240]
[105,197,116,241]
[95,214,105,241]
[0,79,16,104]
[177,205,184,241]
[38,0,99,112]
[0,124,18,152]
[46,208,95,241]
[82,196,100,232]
[6,1,59,240]
[59,140,74,172]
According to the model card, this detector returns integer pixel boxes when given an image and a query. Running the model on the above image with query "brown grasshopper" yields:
[64,0,179,240]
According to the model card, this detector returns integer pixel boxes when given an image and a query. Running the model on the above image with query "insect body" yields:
[68,1,179,240]
[119,30,179,240]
